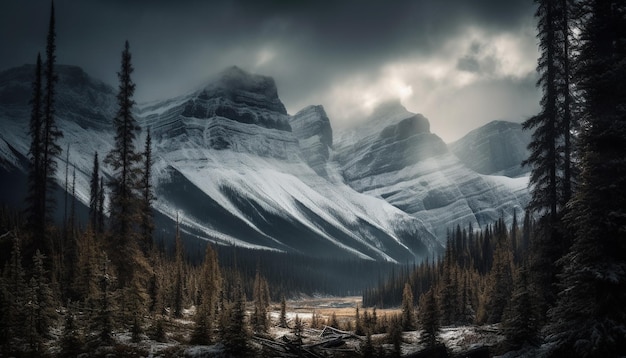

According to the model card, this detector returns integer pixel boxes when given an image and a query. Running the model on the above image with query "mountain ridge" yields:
[0,64,530,261]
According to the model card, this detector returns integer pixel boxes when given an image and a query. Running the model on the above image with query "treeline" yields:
[363,212,534,326]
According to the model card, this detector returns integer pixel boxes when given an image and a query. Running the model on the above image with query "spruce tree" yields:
[544,0,626,356]
[252,268,269,332]
[92,252,114,345]
[400,282,415,331]
[97,177,105,233]
[524,0,575,321]
[104,40,142,287]
[4,235,27,341]
[418,288,441,349]
[31,250,57,338]
[192,245,221,343]
[140,129,154,254]
[222,280,249,356]
[41,0,63,249]
[173,218,185,318]
[503,266,539,350]
[279,295,288,328]
[89,152,100,230]
[26,54,45,243]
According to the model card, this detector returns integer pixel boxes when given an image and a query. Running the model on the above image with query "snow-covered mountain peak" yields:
[196,66,288,116]
[450,120,531,177]
[336,101,430,151]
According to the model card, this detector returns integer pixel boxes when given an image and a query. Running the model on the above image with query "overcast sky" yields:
[0,0,540,142]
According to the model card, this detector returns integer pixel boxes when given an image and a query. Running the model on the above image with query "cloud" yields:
[0,0,539,142]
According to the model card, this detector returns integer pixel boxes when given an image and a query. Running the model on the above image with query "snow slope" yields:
[332,101,529,242]
[0,65,439,263]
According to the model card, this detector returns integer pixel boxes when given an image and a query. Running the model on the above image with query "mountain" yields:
[0,64,530,261]
[289,105,333,177]
[332,101,529,241]
[449,120,531,177]
[0,65,440,263]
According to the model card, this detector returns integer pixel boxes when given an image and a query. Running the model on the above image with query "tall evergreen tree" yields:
[31,250,57,338]
[524,0,575,321]
[40,0,63,249]
[139,129,154,254]
[400,282,415,331]
[26,53,45,244]
[251,268,270,332]
[89,152,100,230]
[545,0,626,356]
[503,266,539,350]
[523,0,561,222]
[4,235,27,341]
[104,40,142,287]
[97,177,105,233]
[418,288,441,349]
[173,218,185,318]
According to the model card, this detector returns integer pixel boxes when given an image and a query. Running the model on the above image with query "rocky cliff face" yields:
[289,105,333,177]
[449,120,531,177]
[0,64,531,258]
[0,64,441,263]
[333,102,529,241]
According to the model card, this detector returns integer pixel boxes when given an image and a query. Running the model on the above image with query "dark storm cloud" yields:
[0,0,538,141]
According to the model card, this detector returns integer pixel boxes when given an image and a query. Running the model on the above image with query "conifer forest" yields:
[0,0,625,357]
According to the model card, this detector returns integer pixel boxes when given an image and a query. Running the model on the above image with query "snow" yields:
[0,64,531,262]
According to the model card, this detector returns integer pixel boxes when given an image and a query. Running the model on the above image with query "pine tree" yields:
[252,267,270,332]
[97,177,105,233]
[139,129,154,254]
[503,266,539,350]
[4,235,27,341]
[192,245,221,344]
[355,304,364,335]
[173,218,185,318]
[400,282,415,331]
[387,314,403,357]
[104,40,142,287]
[40,0,63,250]
[544,0,626,356]
[31,250,57,338]
[73,228,98,305]
[26,53,45,245]
[89,152,100,230]
[418,288,441,349]
[279,294,288,328]
[92,252,114,344]
[523,0,575,322]
[485,240,513,323]
[222,280,249,356]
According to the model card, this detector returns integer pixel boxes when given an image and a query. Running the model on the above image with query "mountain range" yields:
[0,64,530,263]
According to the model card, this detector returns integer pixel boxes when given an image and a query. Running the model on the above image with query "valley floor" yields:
[27,296,509,357]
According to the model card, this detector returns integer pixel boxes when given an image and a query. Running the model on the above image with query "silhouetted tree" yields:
[40,0,63,252]
[544,0,626,356]
[89,152,100,230]
[104,40,142,287]
[26,54,45,245]
[139,129,154,254]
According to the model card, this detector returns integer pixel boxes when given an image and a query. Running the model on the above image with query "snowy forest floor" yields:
[33,296,512,357]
